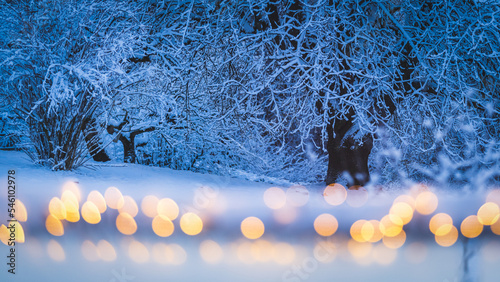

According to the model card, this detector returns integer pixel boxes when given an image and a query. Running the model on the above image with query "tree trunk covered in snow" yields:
[83,117,110,162]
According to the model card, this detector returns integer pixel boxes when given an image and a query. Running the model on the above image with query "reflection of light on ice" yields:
[47,239,65,261]
[128,240,150,264]
[199,240,223,264]
[97,240,117,261]
[81,240,99,261]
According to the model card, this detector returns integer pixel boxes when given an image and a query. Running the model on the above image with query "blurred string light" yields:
[141,195,159,218]
[157,198,179,220]
[116,212,137,235]
[45,214,64,236]
[14,199,27,222]
[435,225,458,247]
[152,215,175,237]
[62,181,82,203]
[81,201,101,224]
[382,230,406,249]
[323,183,347,206]
[477,202,499,225]
[105,186,124,210]
[241,216,265,240]
[0,224,9,245]
[429,213,453,236]
[460,215,483,238]
[180,212,203,236]
[414,190,438,215]
[87,191,107,213]
[62,190,80,222]
[372,243,397,265]
[314,213,338,237]
[47,240,65,261]
[49,197,67,220]
[118,196,139,218]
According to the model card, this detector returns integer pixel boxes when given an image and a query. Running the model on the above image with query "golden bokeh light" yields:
[81,240,99,261]
[477,202,500,225]
[415,191,438,215]
[361,221,375,242]
[45,214,64,236]
[14,199,28,222]
[47,240,65,261]
[372,243,397,265]
[241,216,265,240]
[81,201,101,224]
[128,240,150,264]
[263,187,287,210]
[180,212,203,236]
[389,202,413,225]
[63,198,80,223]
[379,215,403,237]
[116,212,137,235]
[87,190,107,213]
[393,194,416,210]
[97,240,116,261]
[0,224,8,245]
[49,197,67,220]
[491,216,500,235]
[152,215,175,237]
[429,213,453,236]
[273,242,296,265]
[250,239,274,262]
[367,220,383,243]
[350,220,368,242]
[62,181,82,203]
[119,195,139,218]
[61,190,79,209]
[141,195,159,218]
[346,186,368,208]
[199,240,224,264]
[347,239,372,259]
[435,225,458,247]
[323,183,347,206]
[314,213,338,237]
[460,215,483,238]
[104,186,124,209]
[286,185,309,207]
[382,230,406,249]
[157,198,179,220]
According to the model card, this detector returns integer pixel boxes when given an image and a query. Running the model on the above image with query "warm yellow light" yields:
[491,217,500,235]
[379,215,403,237]
[104,186,124,209]
[429,213,453,236]
[460,215,483,238]
[62,181,82,203]
[199,240,223,264]
[346,186,368,208]
[97,240,116,261]
[157,198,179,220]
[477,202,500,225]
[47,239,65,261]
[81,201,101,224]
[382,230,406,249]
[323,183,347,206]
[61,190,79,209]
[241,216,265,240]
[63,198,80,223]
[81,240,99,261]
[286,185,309,207]
[116,212,137,235]
[263,187,287,210]
[250,239,274,262]
[393,194,416,210]
[46,214,64,236]
[87,191,107,213]
[314,213,338,237]
[350,220,368,242]
[273,242,296,265]
[128,240,150,263]
[141,195,159,218]
[152,215,175,237]
[347,239,372,258]
[0,224,8,245]
[119,195,139,218]
[49,197,67,220]
[14,199,28,222]
[390,202,413,225]
[435,225,458,247]
[180,212,203,236]
[367,220,383,243]
[415,191,438,215]
[361,221,375,242]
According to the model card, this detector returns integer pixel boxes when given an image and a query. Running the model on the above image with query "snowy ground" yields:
[0,150,499,282]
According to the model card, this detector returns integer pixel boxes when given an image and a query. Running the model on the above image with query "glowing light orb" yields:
[350,220,368,242]
[180,212,203,236]
[141,195,159,218]
[361,221,375,242]
[118,195,139,217]
[346,186,368,208]
[45,214,64,236]
[87,191,107,213]
[415,191,438,215]
[379,215,403,237]
[273,242,296,265]
[0,225,8,245]
[49,197,67,220]
[323,183,347,206]
[128,240,150,263]
[460,215,483,238]
[241,216,265,240]
[314,213,338,237]
[429,213,453,236]
[152,215,175,237]
[14,199,27,222]
[477,202,500,225]
[199,240,223,264]
[382,230,406,249]
[81,201,101,224]
[47,240,65,261]
[81,240,99,261]
[61,190,79,209]
[62,181,82,203]
[263,187,287,210]
[389,202,413,225]
[393,194,416,210]
[367,220,383,243]
[97,240,116,261]
[491,217,500,235]
[286,185,309,207]
[157,198,179,220]
[116,212,137,235]
[5,221,25,243]
[63,198,80,223]
[104,187,124,209]
[435,225,458,247]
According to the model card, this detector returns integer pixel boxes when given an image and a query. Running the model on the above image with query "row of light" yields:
[0,199,27,244]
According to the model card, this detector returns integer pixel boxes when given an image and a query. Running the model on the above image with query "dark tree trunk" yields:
[119,134,136,163]
[82,117,110,162]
